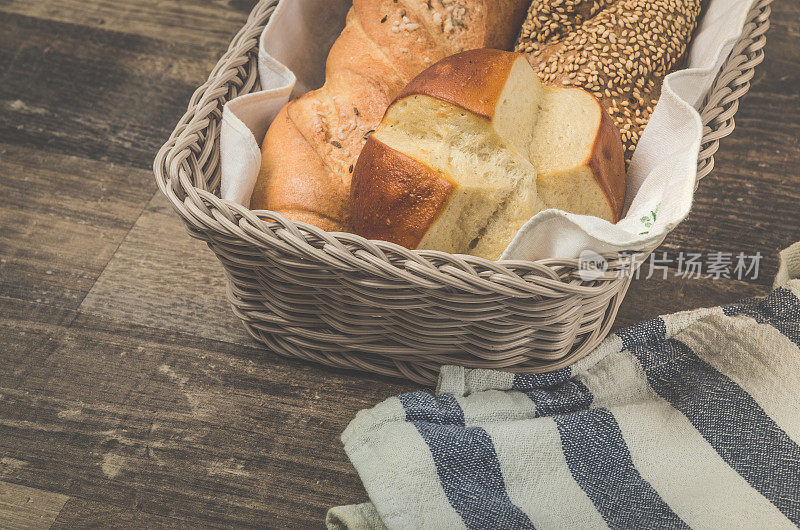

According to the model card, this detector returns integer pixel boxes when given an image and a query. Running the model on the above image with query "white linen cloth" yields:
[220,0,759,260]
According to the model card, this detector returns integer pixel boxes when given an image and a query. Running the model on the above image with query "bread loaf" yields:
[351,49,625,260]
[251,0,532,232]
[516,0,704,159]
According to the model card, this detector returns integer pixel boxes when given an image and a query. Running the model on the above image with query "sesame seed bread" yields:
[517,0,704,159]
[251,0,532,232]
[351,50,625,260]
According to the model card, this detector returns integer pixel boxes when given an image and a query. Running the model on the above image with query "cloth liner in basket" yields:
[221,0,762,260]
[154,0,772,383]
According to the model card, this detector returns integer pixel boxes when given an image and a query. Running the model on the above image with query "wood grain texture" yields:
[614,274,768,330]
[0,12,241,170]
[0,0,798,526]
[0,481,69,530]
[0,144,156,308]
[0,296,414,527]
[80,192,252,346]
[0,0,256,47]
[51,497,190,529]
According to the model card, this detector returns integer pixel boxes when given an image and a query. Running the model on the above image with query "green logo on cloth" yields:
[639,203,661,235]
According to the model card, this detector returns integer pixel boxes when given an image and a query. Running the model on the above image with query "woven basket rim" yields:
[151,0,772,383]
[154,0,771,293]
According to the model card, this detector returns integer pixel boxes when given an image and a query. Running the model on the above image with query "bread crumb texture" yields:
[516,0,704,159]
[364,54,622,260]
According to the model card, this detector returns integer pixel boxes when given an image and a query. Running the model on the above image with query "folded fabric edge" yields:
[775,242,800,288]
[220,102,265,206]
[435,365,466,395]
[257,50,297,94]
[326,502,386,530]
[340,397,406,450]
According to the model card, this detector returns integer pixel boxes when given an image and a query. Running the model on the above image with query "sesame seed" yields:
[517,0,702,162]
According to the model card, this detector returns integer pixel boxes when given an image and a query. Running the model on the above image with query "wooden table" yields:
[0,1,798,527]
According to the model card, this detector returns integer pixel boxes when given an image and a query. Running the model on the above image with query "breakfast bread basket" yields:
[154,0,772,384]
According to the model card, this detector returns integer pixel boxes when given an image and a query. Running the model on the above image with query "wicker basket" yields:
[154,0,772,384]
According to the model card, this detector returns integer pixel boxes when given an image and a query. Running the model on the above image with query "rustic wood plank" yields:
[614,275,768,330]
[51,497,190,529]
[0,481,69,530]
[0,0,256,47]
[0,12,230,170]
[0,144,156,309]
[0,296,414,527]
[0,296,77,392]
[79,192,252,346]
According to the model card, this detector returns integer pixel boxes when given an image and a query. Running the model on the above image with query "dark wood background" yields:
[0,0,798,527]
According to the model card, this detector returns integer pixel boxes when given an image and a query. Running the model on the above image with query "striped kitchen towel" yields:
[327,249,800,529]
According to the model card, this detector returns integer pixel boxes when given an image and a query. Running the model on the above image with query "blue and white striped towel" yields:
[327,246,800,529]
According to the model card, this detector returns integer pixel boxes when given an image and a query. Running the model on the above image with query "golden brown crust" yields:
[351,137,455,249]
[398,49,520,120]
[585,97,627,222]
[253,0,532,232]
[477,1,535,51]
[252,106,351,231]
[351,2,448,81]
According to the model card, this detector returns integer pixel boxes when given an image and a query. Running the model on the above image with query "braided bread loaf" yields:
[517,0,704,159]
[252,0,532,232]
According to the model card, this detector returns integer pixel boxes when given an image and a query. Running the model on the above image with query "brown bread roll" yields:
[517,0,704,159]
[251,0,533,232]
[351,49,626,260]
